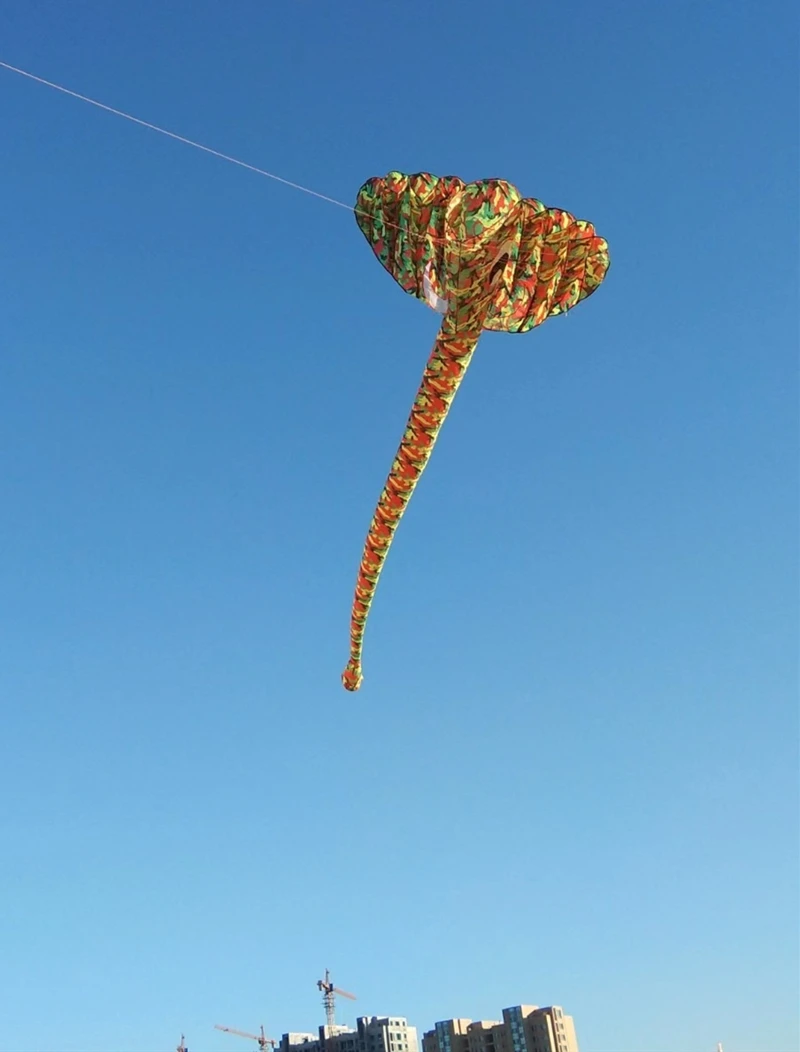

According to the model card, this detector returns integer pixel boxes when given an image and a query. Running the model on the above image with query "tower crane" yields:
[316,969,356,1028]
[215,1024,277,1051]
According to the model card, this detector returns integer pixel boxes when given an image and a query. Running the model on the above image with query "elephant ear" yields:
[354,171,464,310]
[481,203,610,333]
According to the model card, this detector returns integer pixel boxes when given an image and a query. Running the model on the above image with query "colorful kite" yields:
[341,172,610,691]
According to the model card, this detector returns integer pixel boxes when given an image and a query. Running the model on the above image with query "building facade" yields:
[423,1006,578,1052]
[280,1017,419,1052]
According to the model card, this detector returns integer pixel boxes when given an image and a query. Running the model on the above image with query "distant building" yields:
[422,1006,578,1052]
[466,1019,505,1052]
[280,1017,419,1052]
[280,1034,321,1052]
[422,1018,471,1052]
[358,1015,419,1052]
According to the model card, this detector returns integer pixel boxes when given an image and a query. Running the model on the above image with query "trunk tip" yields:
[342,661,364,691]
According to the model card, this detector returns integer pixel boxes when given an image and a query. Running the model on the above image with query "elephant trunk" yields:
[342,314,482,691]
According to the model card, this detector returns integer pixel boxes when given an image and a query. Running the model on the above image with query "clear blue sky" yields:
[1,3,797,1051]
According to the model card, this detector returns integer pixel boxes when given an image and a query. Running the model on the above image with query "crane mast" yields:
[316,969,357,1029]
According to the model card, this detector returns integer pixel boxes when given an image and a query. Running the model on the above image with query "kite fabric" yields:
[341,171,610,692]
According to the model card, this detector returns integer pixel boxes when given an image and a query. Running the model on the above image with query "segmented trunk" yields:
[342,315,481,691]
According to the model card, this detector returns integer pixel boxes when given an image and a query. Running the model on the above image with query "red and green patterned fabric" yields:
[342,172,610,691]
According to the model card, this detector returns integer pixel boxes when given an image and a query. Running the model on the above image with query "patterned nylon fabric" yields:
[341,172,610,691]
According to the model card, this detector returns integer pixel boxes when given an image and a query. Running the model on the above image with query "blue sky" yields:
[0,2,797,1051]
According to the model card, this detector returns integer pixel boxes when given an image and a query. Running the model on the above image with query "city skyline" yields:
[196,1001,582,1052]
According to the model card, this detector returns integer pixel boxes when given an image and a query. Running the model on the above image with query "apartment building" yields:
[423,1005,578,1052]
[280,1016,419,1052]
[466,1019,505,1052]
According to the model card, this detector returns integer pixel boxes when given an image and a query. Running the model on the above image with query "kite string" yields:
[0,59,355,212]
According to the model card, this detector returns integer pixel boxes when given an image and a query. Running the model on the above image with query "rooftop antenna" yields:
[316,969,357,1028]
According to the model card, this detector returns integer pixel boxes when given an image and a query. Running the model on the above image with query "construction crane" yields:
[316,969,356,1028]
[177,1037,189,1052]
[215,1024,277,1051]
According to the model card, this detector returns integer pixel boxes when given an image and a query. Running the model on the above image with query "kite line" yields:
[0,59,355,213]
